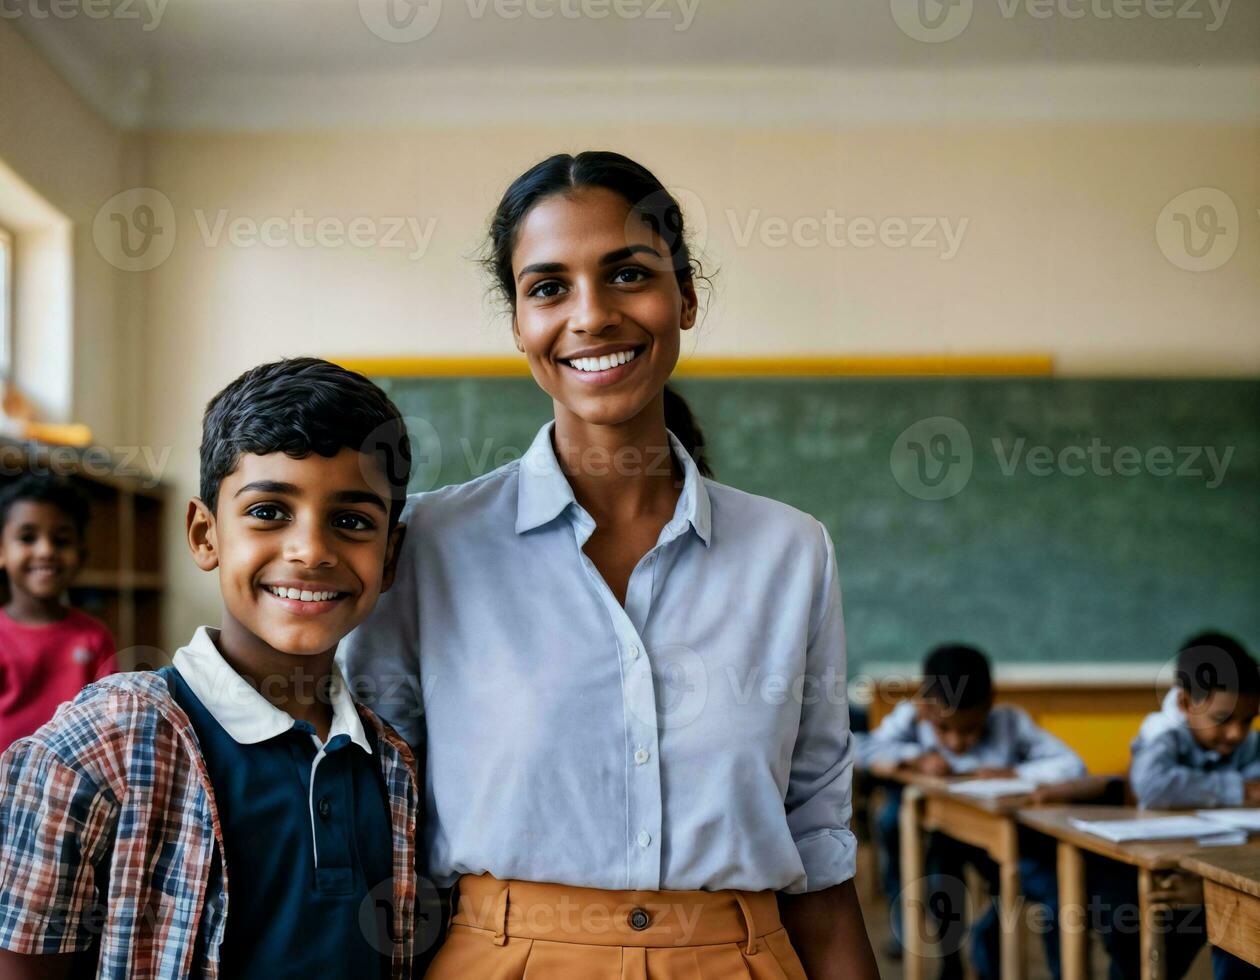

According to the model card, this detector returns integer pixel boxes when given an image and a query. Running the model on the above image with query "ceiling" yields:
[10,0,1260,128]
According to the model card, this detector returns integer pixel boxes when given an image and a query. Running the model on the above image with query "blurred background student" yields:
[0,475,116,752]
[858,643,1086,980]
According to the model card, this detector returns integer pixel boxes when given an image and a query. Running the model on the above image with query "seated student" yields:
[0,358,423,978]
[857,643,1086,980]
[1094,632,1260,980]
[1130,631,1260,808]
[0,474,116,752]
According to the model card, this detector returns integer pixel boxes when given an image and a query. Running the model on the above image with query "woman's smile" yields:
[557,343,646,385]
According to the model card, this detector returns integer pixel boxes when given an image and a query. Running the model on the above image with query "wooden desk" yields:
[1180,847,1260,967]
[892,771,1031,980]
[1016,806,1220,980]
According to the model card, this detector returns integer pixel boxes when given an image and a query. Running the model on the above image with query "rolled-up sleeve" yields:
[0,739,116,953]
[782,522,858,894]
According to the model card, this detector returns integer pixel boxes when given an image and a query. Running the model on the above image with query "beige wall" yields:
[0,21,138,447]
[140,123,1260,649]
[3,22,1256,651]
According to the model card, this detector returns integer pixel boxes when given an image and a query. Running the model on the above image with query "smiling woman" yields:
[342,152,879,980]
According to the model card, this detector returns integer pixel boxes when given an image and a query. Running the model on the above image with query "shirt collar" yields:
[172,625,372,753]
[514,420,712,547]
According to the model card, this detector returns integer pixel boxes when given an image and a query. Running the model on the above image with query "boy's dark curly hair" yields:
[199,358,412,525]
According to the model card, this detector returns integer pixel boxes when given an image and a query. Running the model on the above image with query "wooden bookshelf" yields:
[0,437,167,669]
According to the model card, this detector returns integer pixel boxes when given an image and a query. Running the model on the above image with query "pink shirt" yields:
[0,608,117,751]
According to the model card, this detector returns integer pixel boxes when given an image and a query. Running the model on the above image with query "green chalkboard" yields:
[375,376,1259,671]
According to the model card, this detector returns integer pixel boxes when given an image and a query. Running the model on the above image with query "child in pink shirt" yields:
[0,474,115,751]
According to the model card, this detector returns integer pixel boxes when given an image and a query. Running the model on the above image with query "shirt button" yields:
[317,797,332,819]
[634,748,650,765]
[637,830,652,848]
[627,645,641,661]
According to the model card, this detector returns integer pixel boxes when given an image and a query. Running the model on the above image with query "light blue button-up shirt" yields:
[855,700,1087,784]
[340,422,856,894]
[1129,688,1260,808]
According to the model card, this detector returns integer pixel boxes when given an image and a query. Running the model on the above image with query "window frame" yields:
[0,223,11,378]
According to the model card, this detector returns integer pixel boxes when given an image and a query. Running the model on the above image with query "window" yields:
[0,224,11,377]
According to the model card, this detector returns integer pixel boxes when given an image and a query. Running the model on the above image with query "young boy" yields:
[1095,632,1260,980]
[1130,631,1260,809]
[858,643,1086,980]
[0,474,116,752]
[0,358,422,978]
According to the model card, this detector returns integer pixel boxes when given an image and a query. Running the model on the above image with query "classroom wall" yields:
[0,21,140,447]
[139,121,1260,652]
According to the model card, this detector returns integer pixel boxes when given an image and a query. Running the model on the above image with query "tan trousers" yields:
[423,873,809,979]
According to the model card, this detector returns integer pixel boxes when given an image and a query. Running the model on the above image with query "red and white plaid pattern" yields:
[0,670,421,978]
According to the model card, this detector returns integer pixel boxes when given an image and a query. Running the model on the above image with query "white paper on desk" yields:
[1195,808,1260,832]
[1195,830,1248,847]
[1068,815,1239,843]
[947,778,1037,799]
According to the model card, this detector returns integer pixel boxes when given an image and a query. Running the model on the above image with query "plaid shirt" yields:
[0,668,421,979]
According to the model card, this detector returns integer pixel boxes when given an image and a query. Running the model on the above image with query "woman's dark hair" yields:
[663,386,712,478]
[486,151,710,466]
[199,357,412,526]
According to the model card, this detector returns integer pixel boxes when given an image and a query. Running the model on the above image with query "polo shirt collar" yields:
[172,626,372,753]
[514,420,712,546]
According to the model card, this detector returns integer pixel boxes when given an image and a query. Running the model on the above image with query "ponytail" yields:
[663,385,712,478]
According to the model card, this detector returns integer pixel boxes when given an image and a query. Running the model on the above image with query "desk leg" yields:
[900,788,926,980]
[1057,842,1088,980]
[1138,868,1167,980]
[998,821,1025,980]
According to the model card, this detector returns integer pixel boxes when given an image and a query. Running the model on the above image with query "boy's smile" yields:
[188,447,404,662]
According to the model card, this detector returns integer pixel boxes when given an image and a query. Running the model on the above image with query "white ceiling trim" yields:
[14,13,1260,131]
[147,65,1260,130]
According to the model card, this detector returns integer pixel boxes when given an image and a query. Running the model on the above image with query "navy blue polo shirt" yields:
[162,663,394,979]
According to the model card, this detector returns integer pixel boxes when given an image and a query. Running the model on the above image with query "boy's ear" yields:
[1176,687,1192,715]
[186,498,220,571]
[379,522,407,593]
